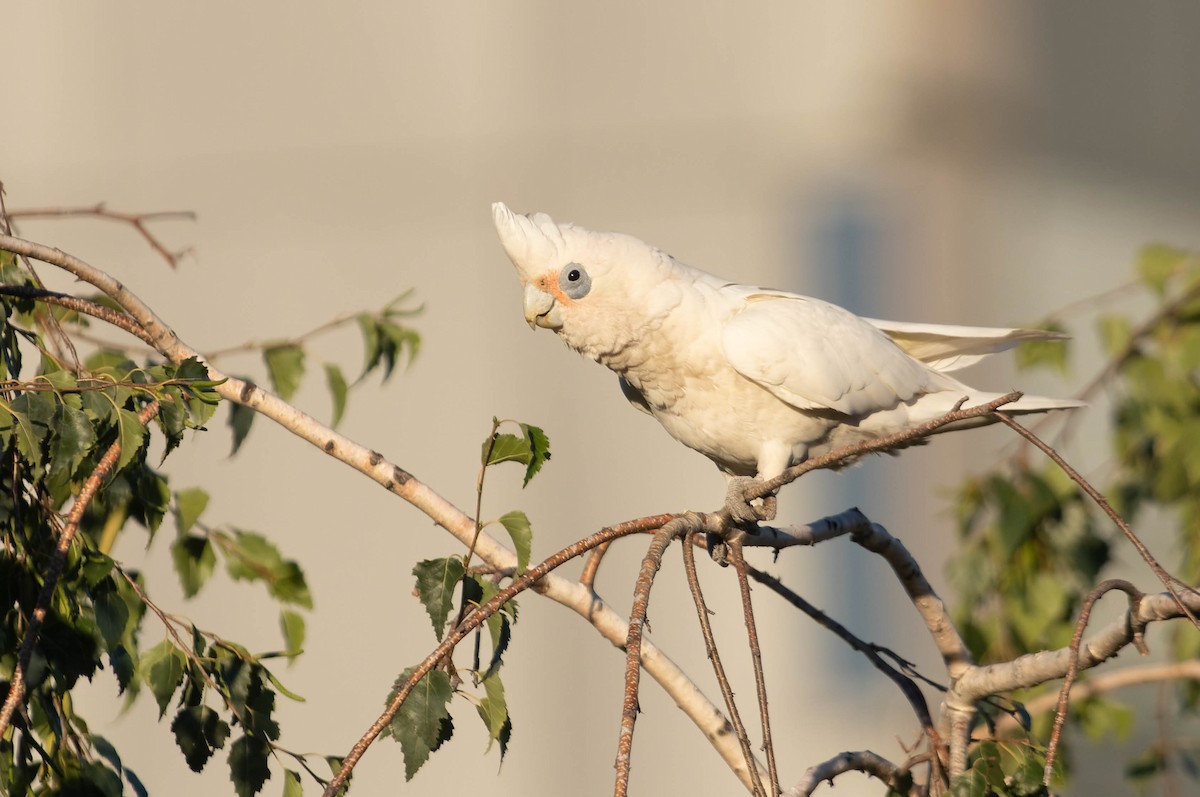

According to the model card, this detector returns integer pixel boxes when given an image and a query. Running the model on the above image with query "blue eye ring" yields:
[559,262,591,299]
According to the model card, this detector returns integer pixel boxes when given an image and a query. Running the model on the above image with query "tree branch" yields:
[784,749,905,797]
[5,203,194,268]
[953,590,1200,703]
[0,234,767,792]
[729,541,779,797]
[682,533,768,797]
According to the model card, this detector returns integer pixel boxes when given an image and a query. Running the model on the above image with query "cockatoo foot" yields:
[724,475,777,525]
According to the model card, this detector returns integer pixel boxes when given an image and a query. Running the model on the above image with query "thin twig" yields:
[744,392,1023,507]
[681,534,767,797]
[324,513,669,797]
[746,563,945,787]
[0,284,159,348]
[581,540,614,590]
[616,515,706,797]
[0,399,159,738]
[6,203,194,268]
[117,566,248,727]
[995,413,1200,632]
[993,660,1200,731]
[1043,579,1145,786]
[728,540,779,797]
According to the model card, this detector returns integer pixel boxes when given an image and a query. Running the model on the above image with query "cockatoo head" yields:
[492,202,681,363]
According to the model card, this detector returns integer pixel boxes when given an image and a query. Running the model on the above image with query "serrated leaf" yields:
[412,557,466,641]
[517,423,550,486]
[497,511,532,574]
[388,667,454,781]
[171,705,230,772]
[280,609,306,659]
[229,734,272,797]
[175,487,210,536]
[476,673,509,756]
[172,535,216,598]
[114,407,150,473]
[324,363,348,428]
[48,403,98,484]
[139,639,187,718]
[264,344,305,402]
[94,589,130,652]
[483,433,531,467]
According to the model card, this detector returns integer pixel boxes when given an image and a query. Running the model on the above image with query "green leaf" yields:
[497,511,532,574]
[412,557,466,641]
[481,423,550,487]
[1138,243,1188,296]
[282,769,303,797]
[263,665,306,703]
[114,407,150,473]
[171,705,230,772]
[1014,323,1070,375]
[94,589,131,652]
[172,535,216,598]
[483,432,529,467]
[229,734,272,797]
[280,609,306,659]
[48,403,98,484]
[475,673,510,756]
[264,344,305,402]
[139,639,187,718]
[1098,313,1133,357]
[324,363,348,428]
[228,399,256,455]
[518,423,551,486]
[477,579,515,682]
[223,530,313,608]
[175,487,210,536]
[388,667,454,781]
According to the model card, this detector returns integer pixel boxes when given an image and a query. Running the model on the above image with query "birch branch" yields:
[0,233,765,791]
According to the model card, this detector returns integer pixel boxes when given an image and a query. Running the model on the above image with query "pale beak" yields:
[523,283,562,330]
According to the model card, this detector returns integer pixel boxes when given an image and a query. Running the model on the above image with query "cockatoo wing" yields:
[722,293,944,416]
[866,319,1067,373]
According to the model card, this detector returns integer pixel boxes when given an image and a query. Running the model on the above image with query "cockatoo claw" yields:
[724,475,777,525]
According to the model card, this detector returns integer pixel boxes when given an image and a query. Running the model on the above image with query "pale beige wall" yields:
[4,3,1198,796]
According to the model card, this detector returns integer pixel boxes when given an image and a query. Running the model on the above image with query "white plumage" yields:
[492,203,1079,489]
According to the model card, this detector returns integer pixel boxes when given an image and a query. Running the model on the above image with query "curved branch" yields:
[785,749,905,797]
[954,590,1200,703]
[992,660,1200,733]
[0,234,767,792]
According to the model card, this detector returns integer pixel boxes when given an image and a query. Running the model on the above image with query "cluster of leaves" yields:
[946,244,1200,791]
[389,420,549,781]
[0,251,335,796]
[229,291,421,453]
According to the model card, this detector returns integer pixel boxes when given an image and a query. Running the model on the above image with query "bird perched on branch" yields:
[492,203,1079,524]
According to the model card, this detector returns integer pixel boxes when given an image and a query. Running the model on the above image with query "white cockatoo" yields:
[492,202,1078,522]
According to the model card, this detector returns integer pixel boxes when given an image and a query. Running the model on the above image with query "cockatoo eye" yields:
[559,263,592,299]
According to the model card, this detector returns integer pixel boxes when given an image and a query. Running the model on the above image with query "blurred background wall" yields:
[4,2,1199,795]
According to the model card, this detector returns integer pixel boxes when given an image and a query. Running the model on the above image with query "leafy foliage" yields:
[947,243,1200,792]
[0,241,414,795]
[388,420,547,780]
